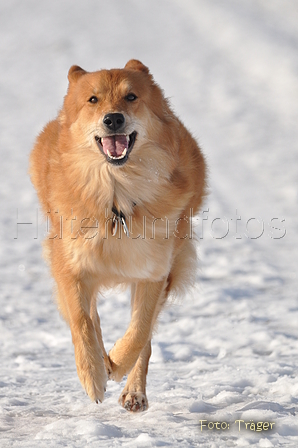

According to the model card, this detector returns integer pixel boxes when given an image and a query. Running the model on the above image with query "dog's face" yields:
[61,60,168,167]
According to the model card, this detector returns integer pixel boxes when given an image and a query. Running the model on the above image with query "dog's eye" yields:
[88,96,98,104]
[125,93,138,102]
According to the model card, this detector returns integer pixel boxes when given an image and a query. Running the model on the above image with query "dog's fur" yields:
[30,60,206,412]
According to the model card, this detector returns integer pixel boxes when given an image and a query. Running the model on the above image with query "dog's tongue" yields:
[101,135,128,157]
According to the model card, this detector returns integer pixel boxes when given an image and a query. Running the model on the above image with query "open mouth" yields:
[95,131,137,165]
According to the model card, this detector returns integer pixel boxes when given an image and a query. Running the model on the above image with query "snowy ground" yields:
[1,0,298,446]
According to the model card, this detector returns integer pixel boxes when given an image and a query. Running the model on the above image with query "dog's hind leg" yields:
[118,340,151,412]
[108,278,167,385]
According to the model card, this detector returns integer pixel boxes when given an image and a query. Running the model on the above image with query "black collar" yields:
[111,205,129,237]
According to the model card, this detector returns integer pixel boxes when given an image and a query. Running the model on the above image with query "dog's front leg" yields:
[90,297,112,378]
[108,278,167,382]
[55,268,107,403]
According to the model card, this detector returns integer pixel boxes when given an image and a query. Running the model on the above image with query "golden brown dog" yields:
[30,59,206,412]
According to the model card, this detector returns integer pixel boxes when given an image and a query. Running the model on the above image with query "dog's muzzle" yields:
[95,131,137,166]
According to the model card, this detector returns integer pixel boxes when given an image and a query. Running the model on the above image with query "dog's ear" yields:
[68,65,87,83]
[125,59,149,74]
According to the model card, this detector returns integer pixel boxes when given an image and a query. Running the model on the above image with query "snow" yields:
[1,0,298,446]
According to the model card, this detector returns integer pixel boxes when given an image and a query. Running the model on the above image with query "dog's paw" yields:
[103,354,113,377]
[119,390,148,412]
[108,342,128,382]
[107,354,126,382]
[85,373,107,404]
[81,369,107,403]
[76,355,107,403]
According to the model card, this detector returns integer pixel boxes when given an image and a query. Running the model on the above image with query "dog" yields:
[30,59,206,412]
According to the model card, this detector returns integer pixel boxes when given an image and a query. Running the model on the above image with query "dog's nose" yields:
[103,113,125,132]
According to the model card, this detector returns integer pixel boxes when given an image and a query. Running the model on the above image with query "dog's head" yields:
[61,60,172,167]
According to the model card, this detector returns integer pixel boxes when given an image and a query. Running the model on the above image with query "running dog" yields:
[30,60,206,411]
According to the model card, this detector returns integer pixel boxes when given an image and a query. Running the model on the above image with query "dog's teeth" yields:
[126,135,130,145]
[107,148,127,160]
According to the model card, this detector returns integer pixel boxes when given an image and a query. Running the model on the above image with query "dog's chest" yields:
[70,233,173,284]
[101,235,173,281]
